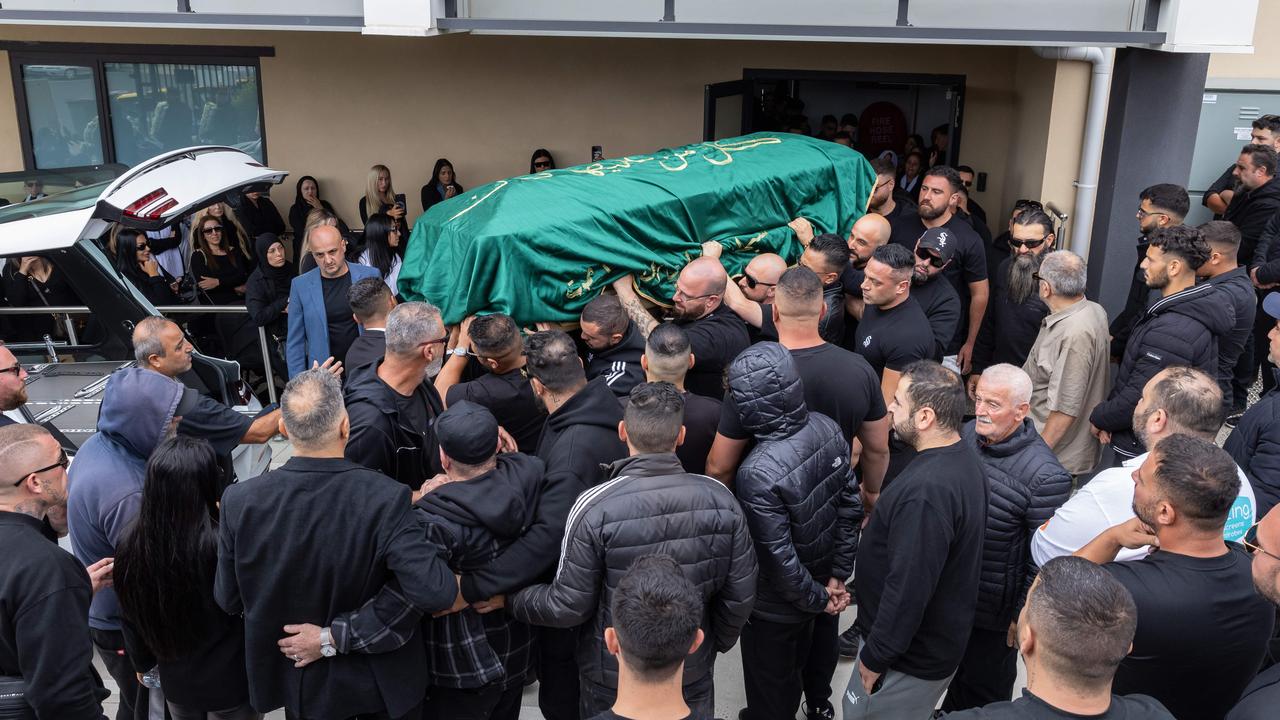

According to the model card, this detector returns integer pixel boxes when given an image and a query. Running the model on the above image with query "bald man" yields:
[740,253,787,304]
[0,342,29,426]
[613,257,750,398]
[842,214,893,322]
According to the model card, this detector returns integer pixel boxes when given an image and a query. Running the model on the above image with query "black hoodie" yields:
[1225,175,1280,266]
[460,377,627,601]
[585,319,646,398]
[344,361,444,489]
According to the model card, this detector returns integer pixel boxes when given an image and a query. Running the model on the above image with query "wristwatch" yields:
[319,627,337,658]
[449,347,468,357]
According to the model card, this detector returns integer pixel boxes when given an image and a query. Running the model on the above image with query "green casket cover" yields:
[397,132,877,325]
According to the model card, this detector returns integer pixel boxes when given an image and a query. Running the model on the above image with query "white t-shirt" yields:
[358,250,401,296]
[1031,451,1257,565]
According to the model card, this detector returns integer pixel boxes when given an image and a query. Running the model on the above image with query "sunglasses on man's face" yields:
[1242,522,1280,561]
[743,272,776,290]
[915,248,946,269]
[1008,238,1047,250]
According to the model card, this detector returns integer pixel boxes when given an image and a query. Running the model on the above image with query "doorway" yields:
[705,69,966,166]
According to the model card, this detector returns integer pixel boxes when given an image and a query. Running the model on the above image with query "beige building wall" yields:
[0,25,1087,229]
[1209,0,1280,79]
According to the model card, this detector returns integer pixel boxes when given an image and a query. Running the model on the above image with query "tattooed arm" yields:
[611,275,660,338]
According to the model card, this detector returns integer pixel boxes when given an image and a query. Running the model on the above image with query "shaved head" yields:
[740,253,787,302]
[673,257,728,321]
[849,214,892,268]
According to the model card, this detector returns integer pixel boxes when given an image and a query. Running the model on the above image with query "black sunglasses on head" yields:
[915,248,947,268]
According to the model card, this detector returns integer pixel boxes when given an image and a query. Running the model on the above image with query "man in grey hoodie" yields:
[67,367,198,720]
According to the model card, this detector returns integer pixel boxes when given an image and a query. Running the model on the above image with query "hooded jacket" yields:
[585,319,646,398]
[1226,375,1280,516]
[343,359,444,489]
[1089,282,1234,458]
[729,342,863,623]
[509,452,757,692]
[460,376,627,602]
[961,419,1072,631]
[68,367,186,630]
[419,453,546,690]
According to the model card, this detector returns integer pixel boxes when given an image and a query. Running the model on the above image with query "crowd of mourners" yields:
[5,112,1280,720]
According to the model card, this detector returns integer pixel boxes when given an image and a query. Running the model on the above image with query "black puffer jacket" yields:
[509,452,757,691]
[460,376,627,602]
[1226,376,1280,517]
[729,342,862,623]
[962,419,1072,631]
[1089,283,1233,459]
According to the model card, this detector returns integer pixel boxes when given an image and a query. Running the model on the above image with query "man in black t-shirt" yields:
[844,361,986,720]
[888,166,989,373]
[588,556,708,720]
[434,313,546,454]
[1076,434,1273,720]
[633,323,719,476]
[344,278,394,372]
[867,156,916,227]
[613,258,750,399]
[943,557,1173,720]
[855,244,936,408]
[909,228,963,362]
[1228,504,1280,720]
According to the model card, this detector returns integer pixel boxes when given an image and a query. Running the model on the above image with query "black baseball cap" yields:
[435,400,499,465]
[916,227,958,262]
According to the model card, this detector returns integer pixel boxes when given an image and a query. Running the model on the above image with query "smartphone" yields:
[591,145,604,162]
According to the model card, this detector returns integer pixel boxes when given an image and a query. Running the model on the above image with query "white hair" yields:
[980,363,1033,405]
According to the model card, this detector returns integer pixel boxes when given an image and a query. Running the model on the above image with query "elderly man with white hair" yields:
[941,363,1073,712]
[1020,250,1111,476]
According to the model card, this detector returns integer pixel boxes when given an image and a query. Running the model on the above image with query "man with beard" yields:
[968,208,1054,398]
[986,199,1043,282]
[1108,185,1188,360]
[840,214,893,337]
[0,341,28,426]
[1204,114,1280,216]
[867,157,915,225]
[580,294,647,398]
[1076,434,1273,720]
[719,252,788,344]
[1089,226,1230,464]
[613,258,750,398]
[1226,504,1280,719]
[907,228,962,364]
[0,423,108,720]
[888,166,989,374]
[1196,222,1257,416]
[1034,366,1257,565]
[343,301,448,490]
[842,361,986,719]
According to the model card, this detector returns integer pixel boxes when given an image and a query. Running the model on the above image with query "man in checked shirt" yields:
[277,400,548,720]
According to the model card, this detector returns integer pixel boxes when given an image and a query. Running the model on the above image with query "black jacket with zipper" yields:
[343,360,444,489]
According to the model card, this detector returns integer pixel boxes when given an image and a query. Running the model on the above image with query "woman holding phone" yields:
[358,164,408,236]
[420,158,464,212]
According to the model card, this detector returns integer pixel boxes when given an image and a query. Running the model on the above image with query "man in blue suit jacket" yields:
[287,225,382,377]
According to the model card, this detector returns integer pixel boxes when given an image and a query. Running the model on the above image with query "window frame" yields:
[3,41,273,172]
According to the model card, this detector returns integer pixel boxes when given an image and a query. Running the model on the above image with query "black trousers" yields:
[536,626,579,720]
[90,628,146,720]
[740,616,815,720]
[285,703,420,720]
[423,685,522,720]
[939,626,1018,712]
[802,611,840,711]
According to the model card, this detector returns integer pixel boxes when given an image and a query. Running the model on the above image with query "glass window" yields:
[105,62,263,168]
[21,65,104,170]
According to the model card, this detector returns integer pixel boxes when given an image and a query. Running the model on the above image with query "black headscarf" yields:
[255,233,295,297]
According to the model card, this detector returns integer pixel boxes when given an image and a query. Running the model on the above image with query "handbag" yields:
[0,675,36,720]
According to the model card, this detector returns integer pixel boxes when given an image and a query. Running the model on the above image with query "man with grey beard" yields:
[968,207,1054,398]
[343,301,448,489]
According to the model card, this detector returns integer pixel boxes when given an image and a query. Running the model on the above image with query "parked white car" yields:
[0,146,288,480]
